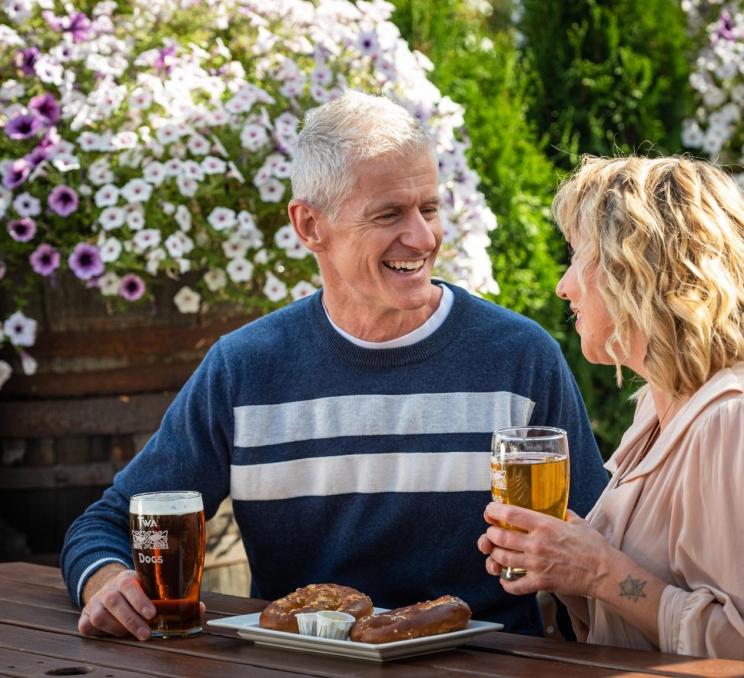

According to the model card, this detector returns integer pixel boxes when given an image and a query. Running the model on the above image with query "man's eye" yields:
[378,213,397,220]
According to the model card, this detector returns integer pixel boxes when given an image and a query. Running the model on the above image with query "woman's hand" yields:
[477,502,613,598]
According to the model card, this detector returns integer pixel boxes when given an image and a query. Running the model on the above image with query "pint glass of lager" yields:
[490,427,569,581]
[129,491,206,638]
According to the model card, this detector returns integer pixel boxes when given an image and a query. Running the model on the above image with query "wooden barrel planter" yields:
[0,274,252,592]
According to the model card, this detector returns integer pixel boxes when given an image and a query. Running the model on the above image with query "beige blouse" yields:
[562,363,744,658]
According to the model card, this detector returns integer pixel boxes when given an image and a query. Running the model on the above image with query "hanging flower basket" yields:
[0,0,499,390]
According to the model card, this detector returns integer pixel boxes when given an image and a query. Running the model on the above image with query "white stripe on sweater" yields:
[231,451,493,500]
[233,391,534,448]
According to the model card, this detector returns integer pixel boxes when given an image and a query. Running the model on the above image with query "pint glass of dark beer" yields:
[129,491,206,638]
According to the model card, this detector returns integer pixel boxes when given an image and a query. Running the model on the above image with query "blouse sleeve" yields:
[658,396,744,658]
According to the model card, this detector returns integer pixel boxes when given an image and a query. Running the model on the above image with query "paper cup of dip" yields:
[295,612,319,636]
[315,610,355,640]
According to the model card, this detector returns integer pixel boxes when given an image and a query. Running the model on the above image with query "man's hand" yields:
[79,563,156,641]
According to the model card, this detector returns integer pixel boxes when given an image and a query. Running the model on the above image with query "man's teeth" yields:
[385,260,424,271]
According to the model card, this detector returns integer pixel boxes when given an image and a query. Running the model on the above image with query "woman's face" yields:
[555,242,617,366]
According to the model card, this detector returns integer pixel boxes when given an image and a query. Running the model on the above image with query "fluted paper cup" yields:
[315,610,355,640]
[295,612,319,636]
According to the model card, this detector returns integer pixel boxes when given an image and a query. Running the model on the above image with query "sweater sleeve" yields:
[531,342,608,517]
[60,340,234,607]
[658,397,744,658]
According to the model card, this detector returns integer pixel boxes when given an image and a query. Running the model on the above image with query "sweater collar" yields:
[309,282,467,369]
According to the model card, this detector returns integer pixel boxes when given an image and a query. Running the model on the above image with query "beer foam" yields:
[130,491,203,516]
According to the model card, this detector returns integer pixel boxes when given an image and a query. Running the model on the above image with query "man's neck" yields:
[322,283,443,342]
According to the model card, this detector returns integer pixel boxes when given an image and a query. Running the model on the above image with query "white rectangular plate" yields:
[207,609,503,662]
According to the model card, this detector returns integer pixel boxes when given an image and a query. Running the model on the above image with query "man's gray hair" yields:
[291,90,434,220]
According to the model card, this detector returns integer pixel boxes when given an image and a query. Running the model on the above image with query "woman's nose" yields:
[556,272,569,300]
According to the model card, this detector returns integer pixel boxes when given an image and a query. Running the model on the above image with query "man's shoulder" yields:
[218,293,315,358]
[451,284,560,357]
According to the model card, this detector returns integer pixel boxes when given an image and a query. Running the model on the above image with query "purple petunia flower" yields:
[68,243,104,280]
[67,12,92,42]
[155,45,177,75]
[29,93,61,125]
[8,217,37,242]
[29,243,60,276]
[5,114,43,140]
[17,47,39,76]
[119,273,146,301]
[48,185,79,217]
[25,144,50,167]
[3,159,31,189]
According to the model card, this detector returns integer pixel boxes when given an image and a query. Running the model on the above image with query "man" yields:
[62,90,607,640]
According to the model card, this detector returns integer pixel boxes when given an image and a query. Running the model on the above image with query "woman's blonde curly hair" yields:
[553,155,744,396]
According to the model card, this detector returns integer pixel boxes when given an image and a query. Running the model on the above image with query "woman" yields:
[478,156,744,658]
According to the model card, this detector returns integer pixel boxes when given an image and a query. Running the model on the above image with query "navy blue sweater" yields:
[62,283,607,635]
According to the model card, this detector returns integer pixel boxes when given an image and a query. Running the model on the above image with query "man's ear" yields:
[288,199,326,253]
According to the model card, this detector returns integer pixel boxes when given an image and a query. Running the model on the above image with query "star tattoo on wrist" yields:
[618,575,647,602]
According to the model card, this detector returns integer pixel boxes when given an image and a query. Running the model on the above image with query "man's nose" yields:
[400,208,437,251]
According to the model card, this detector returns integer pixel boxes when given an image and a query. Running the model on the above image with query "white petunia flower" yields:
[222,235,249,259]
[240,123,269,151]
[176,175,198,197]
[175,205,192,231]
[126,209,145,230]
[112,131,138,150]
[201,156,226,175]
[52,153,81,172]
[143,161,166,186]
[204,268,227,291]
[13,192,41,217]
[78,132,103,152]
[181,160,204,181]
[20,350,37,375]
[187,134,210,156]
[145,247,166,275]
[173,286,201,313]
[89,164,114,186]
[259,178,285,203]
[3,311,37,347]
[164,158,183,176]
[291,280,317,300]
[129,87,152,111]
[208,207,236,231]
[121,178,152,203]
[254,249,270,265]
[156,124,181,145]
[94,184,119,208]
[263,271,287,302]
[226,257,254,282]
[162,202,175,216]
[132,228,161,253]
[98,271,121,295]
[165,231,194,258]
[99,206,126,230]
[100,237,122,262]
[35,56,64,85]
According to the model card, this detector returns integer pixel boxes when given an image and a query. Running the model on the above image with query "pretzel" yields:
[349,595,471,643]
[259,583,373,633]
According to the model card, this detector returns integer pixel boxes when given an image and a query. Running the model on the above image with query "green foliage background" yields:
[391,0,692,457]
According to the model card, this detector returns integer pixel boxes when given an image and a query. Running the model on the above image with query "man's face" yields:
[316,149,442,317]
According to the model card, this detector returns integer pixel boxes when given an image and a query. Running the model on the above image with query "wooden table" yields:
[1,562,743,678]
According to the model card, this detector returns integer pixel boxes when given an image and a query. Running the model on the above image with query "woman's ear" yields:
[288,199,326,253]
